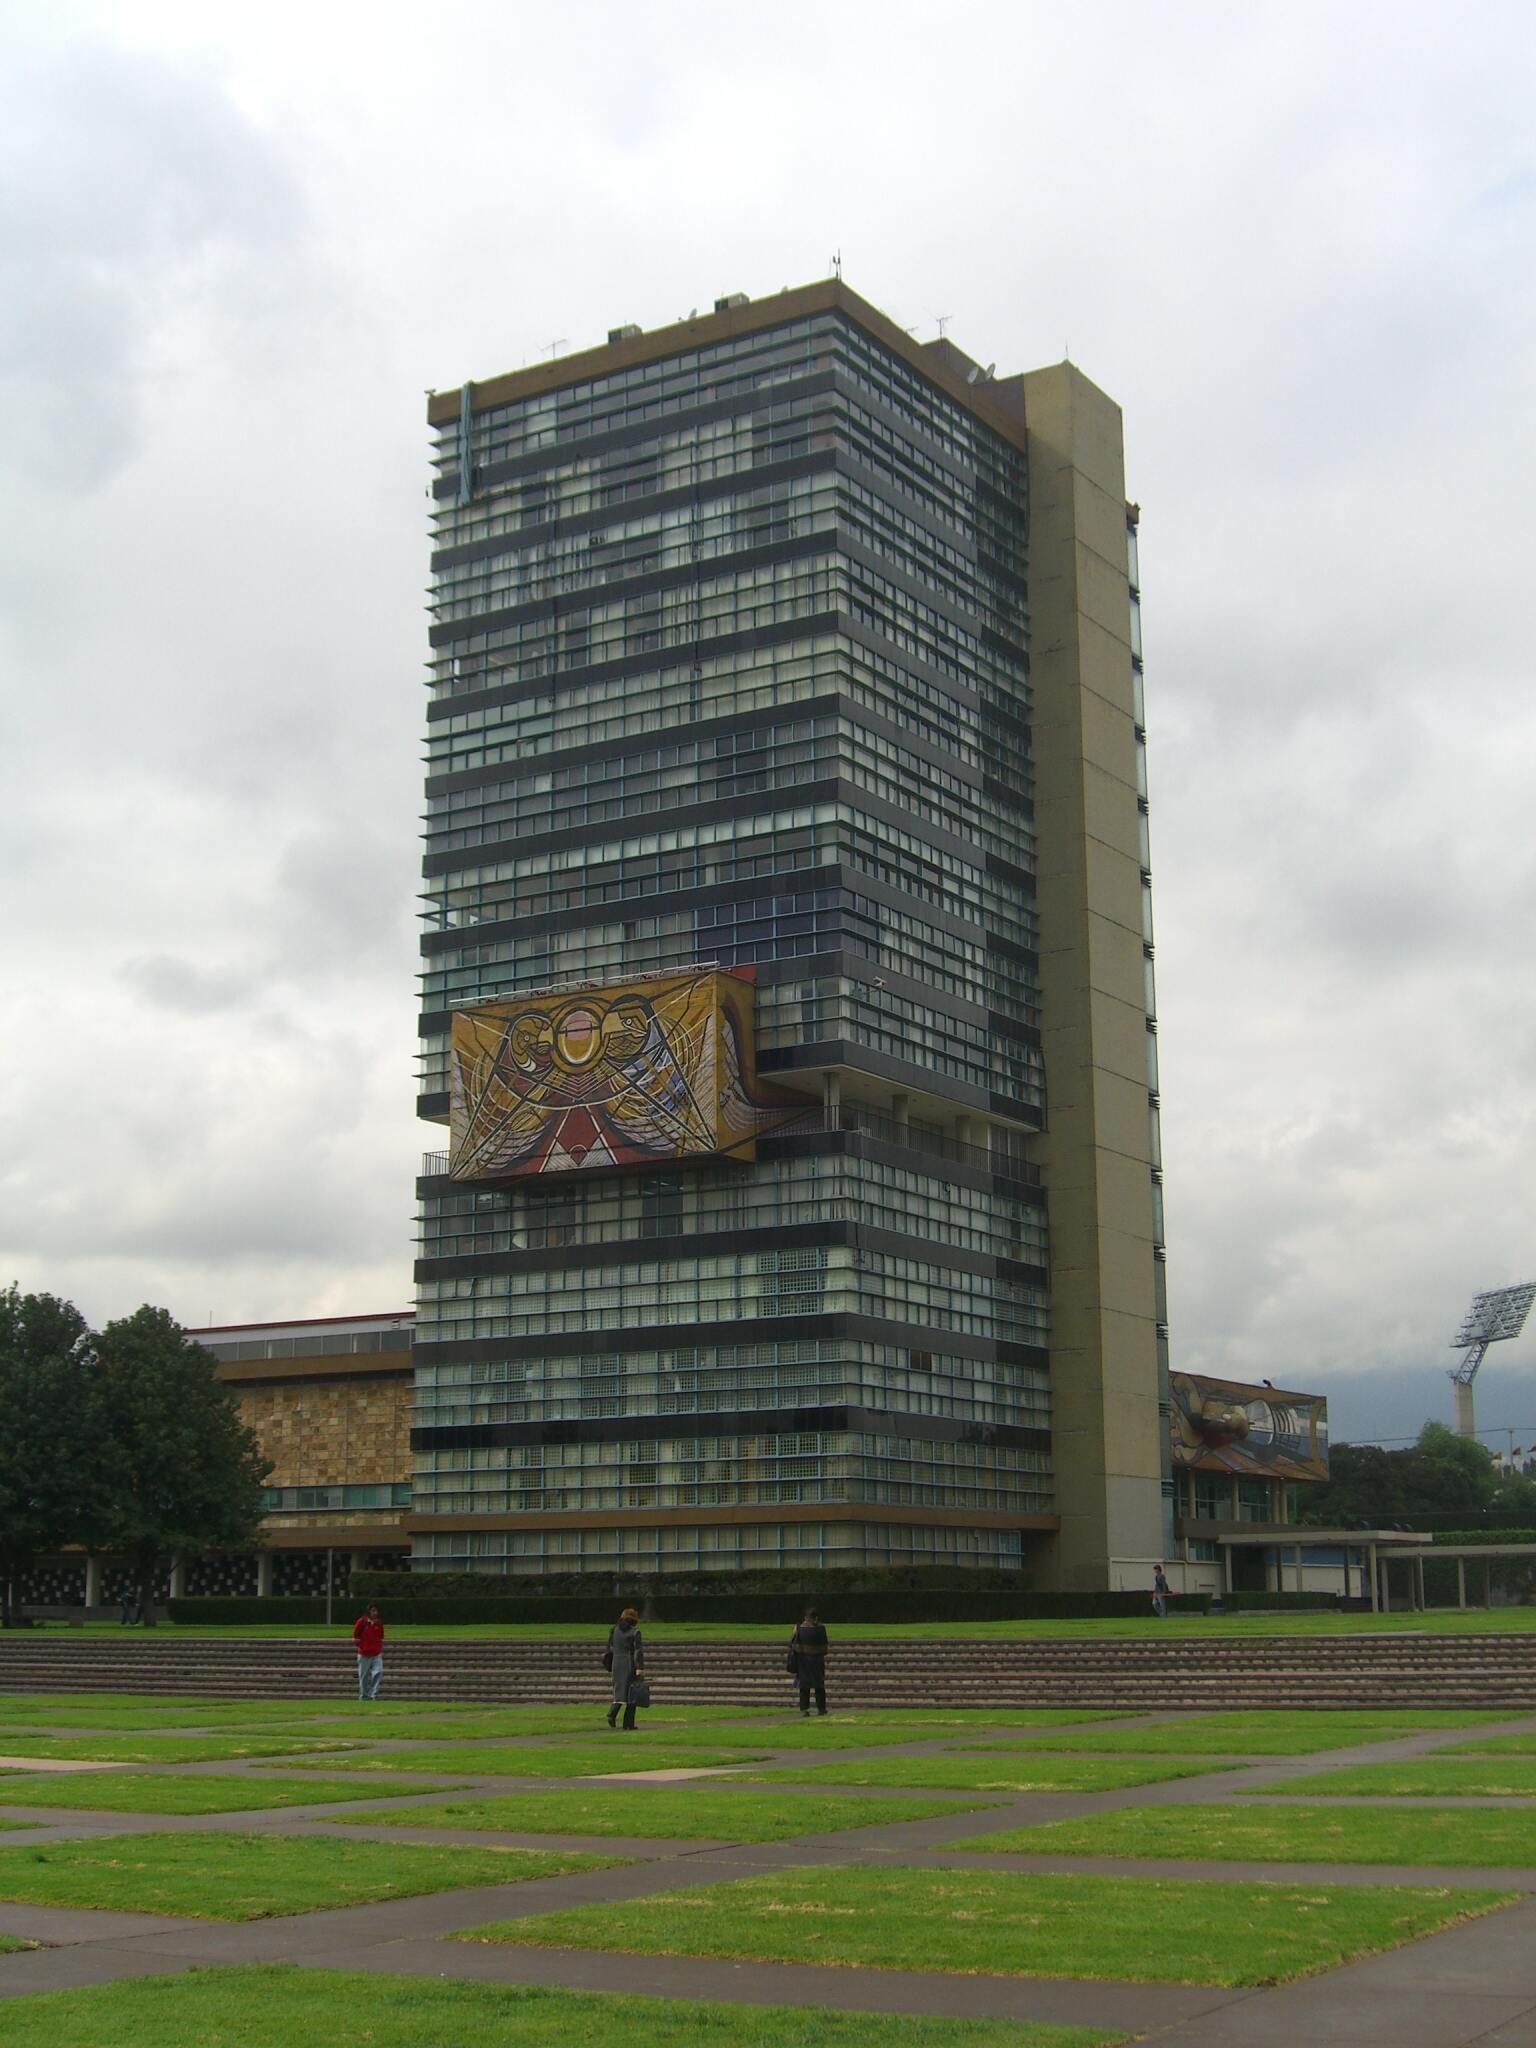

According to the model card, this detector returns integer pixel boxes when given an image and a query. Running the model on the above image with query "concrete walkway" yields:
[1,1707,1534,2043]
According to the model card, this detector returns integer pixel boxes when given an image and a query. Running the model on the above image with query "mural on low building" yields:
[448,966,810,1181]
[1169,1371,1329,1483]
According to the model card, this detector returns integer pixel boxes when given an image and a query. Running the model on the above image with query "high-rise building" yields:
[412,279,1167,1591]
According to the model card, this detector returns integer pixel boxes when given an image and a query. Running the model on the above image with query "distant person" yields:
[605,1607,646,1730]
[789,1606,829,1716]
[352,1603,385,1700]
[1151,1565,1170,1620]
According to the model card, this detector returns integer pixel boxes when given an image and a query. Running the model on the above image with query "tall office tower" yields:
[413,280,1167,1590]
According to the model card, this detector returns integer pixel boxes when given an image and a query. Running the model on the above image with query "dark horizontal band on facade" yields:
[414,1220,1048,1289]
[410,1312,1051,1373]
[410,1406,1052,1454]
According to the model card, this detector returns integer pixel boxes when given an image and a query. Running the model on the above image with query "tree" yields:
[92,1306,270,1625]
[1300,1421,1506,1529]
[0,1287,102,1627]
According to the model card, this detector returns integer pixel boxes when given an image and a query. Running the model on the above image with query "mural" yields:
[1169,1371,1330,1484]
[448,966,810,1181]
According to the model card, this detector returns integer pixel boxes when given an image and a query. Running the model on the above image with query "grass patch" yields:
[0,1733,364,1764]
[293,1705,772,1742]
[0,1931,37,1950]
[973,1710,1515,1756]
[284,1741,763,1777]
[334,1785,998,1841]
[1439,1734,1536,1756]
[0,1773,470,1815]
[0,1831,624,1919]
[744,1754,1230,1793]
[1273,1758,1536,1799]
[946,1802,1536,1865]
[462,1864,1513,1985]
[0,1963,1128,2047]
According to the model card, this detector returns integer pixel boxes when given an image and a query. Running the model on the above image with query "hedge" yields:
[1431,1529,1536,1548]
[1216,1591,1338,1613]
[173,1589,1212,1627]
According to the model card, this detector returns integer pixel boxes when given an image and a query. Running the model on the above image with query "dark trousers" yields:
[609,1699,637,1729]
[798,1681,826,1714]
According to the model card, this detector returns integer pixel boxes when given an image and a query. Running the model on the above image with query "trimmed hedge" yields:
[1217,1592,1338,1612]
[173,1589,1212,1627]
[168,1597,331,1625]
[1432,1529,1536,1547]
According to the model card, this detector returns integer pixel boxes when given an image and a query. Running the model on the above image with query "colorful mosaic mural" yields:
[448,967,810,1180]
[1169,1371,1330,1484]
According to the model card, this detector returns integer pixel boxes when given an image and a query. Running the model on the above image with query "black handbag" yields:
[626,1675,651,1708]
[785,1630,799,1677]
[601,1647,613,1671]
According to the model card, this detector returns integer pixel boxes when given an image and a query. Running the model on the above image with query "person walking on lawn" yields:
[605,1606,646,1729]
[352,1604,385,1700]
[1151,1564,1170,1620]
[790,1605,829,1716]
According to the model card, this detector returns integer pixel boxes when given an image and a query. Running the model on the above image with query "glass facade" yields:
[414,298,1054,1574]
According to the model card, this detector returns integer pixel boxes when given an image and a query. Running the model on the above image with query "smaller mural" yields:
[448,966,811,1181]
[1169,1371,1329,1483]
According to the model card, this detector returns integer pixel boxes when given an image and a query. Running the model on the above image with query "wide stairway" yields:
[2,1631,1533,1710]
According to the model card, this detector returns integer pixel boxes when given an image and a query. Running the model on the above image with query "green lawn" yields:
[0,1831,624,1918]
[0,1733,364,1764]
[969,1710,1516,1756]
[0,1964,1127,2048]
[1439,1734,1536,1756]
[745,1754,1231,1793]
[283,1740,763,1778]
[1273,1758,1536,1799]
[946,1802,1536,1866]
[0,1932,37,1951]
[0,1773,471,1815]
[334,1785,998,1841]
[461,1864,1513,1985]
[295,1705,775,1741]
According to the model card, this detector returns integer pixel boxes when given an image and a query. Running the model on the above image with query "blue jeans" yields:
[357,1654,383,1700]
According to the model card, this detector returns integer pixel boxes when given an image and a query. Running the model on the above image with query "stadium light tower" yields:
[1449,1281,1536,1439]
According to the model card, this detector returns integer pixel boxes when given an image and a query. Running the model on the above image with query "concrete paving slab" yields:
[1139,1987,1536,2047]
[0,1756,124,1773]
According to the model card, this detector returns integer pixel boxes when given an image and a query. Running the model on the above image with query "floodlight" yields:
[1448,1280,1536,1438]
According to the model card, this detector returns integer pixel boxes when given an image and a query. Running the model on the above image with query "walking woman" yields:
[790,1605,829,1716]
[605,1606,646,1729]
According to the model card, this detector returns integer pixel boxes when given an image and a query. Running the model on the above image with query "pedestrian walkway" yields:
[1,1705,1534,2043]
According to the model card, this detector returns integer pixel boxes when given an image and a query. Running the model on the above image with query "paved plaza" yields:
[1,1692,1535,2045]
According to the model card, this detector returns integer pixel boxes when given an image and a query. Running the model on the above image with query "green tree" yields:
[92,1305,270,1625]
[1300,1422,1504,1529]
[0,1287,103,1627]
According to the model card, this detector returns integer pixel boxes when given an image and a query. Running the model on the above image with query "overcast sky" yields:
[2,1,1533,1448]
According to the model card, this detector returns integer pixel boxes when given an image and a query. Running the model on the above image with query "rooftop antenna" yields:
[543,337,568,361]
[934,313,952,339]
[1449,1281,1536,1438]
[830,249,842,280]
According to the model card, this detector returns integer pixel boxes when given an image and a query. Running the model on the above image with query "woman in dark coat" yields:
[606,1607,645,1729]
[790,1605,829,1716]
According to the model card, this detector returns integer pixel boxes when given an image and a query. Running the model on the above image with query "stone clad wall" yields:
[236,1374,413,1487]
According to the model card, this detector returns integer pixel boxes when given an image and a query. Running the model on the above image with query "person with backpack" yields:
[788,1606,829,1716]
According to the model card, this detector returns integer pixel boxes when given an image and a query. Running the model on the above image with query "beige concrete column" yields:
[1019,363,1163,1590]
[83,1557,101,1610]
[256,1552,274,1598]
[168,1559,186,1599]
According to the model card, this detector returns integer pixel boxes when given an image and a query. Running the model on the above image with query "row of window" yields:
[418,1151,1047,1266]
[411,1517,1029,1571]
[259,1484,413,1511]
[416,1245,1050,1346]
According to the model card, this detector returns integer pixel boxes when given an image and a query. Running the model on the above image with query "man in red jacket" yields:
[352,1605,385,1701]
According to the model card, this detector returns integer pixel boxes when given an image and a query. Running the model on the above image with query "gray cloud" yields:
[1,2,1533,1443]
